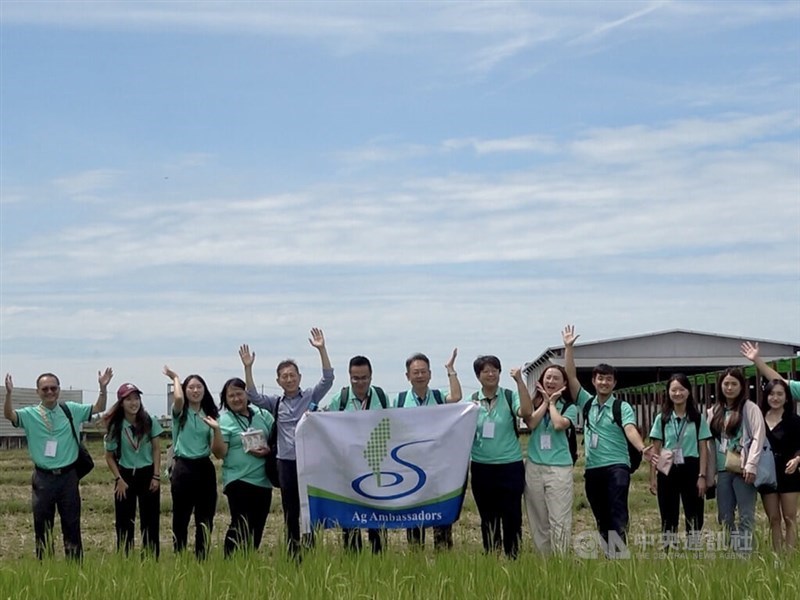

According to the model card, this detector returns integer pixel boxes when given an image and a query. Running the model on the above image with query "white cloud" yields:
[52,168,122,200]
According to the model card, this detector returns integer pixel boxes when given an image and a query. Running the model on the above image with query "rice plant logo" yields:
[352,417,432,500]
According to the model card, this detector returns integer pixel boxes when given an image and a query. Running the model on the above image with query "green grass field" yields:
[0,439,796,599]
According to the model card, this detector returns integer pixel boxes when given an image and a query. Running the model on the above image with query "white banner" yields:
[296,402,478,532]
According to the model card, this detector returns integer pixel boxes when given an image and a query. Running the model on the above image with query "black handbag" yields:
[60,404,94,479]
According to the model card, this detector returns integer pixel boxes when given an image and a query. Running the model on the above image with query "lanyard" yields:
[232,409,253,432]
[353,390,371,410]
[672,416,688,446]
[590,403,608,431]
[124,425,141,452]
[38,405,54,434]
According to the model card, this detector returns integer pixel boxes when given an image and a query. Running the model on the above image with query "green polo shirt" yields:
[14,402,93,470]
[470,387,522,464]
[790,380,800,399]
[526,400,578,467]
[219,406,274,490]
[714,408,744,473]
[393,388,449,408]
[576,388,636,469]
[104,417,164,469]
[649,413,712,459]
[321,386,390,412]
[172,407,213,459]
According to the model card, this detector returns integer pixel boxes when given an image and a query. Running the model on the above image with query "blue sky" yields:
[1,1,799,416]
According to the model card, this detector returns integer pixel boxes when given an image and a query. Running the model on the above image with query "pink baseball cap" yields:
[117,383,143,401]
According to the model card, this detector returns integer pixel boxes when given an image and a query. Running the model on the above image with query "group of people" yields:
[3,326,799,561]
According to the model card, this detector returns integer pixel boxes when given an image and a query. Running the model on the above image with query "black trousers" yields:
[657,456,704,537]
[170,457,217,559]
[585,464,631,547]
[406,525,453,550]
[115,464,160,557]
[341,527,386,554]
[31,467,82,560]
[223,480,272,557]
[470,460,524,558]
[277,458,314,557]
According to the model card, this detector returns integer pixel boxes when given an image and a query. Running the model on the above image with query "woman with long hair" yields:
[203,378,275,557]
[103,382,163,557]
[649,373,712,547]
[708,367,765,553]
[163,366,219,559]
[522,364,576,554]
[758,379,800,551]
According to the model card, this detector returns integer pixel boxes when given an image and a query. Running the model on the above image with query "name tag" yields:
[673,448,684,465]
[590,433,599,449]
[540,434,552,450]
[44,440,58,457]
[482,421,495,439]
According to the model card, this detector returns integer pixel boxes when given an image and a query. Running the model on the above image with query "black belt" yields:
[35,464,75,475]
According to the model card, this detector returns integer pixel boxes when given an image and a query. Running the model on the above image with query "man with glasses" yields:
[240,327,334,559]
[3,369,112,559]
[394,350,462,550]
[321,355,390,553]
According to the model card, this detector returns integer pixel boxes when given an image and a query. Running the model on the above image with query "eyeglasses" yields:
[39,386,59,393]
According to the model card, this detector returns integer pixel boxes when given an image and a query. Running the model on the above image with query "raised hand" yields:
[4,374,12,394]
[445,348,458,372]
[562,324,579,347]
[239,344,255,368]
[510,367,523,382]
[740,341,759,362]
[98,367,114,388]
[163,365,180,381]
[202,416,220,431]
[309,327,326,349]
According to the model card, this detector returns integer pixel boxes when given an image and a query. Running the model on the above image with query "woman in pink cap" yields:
[103,382,163,557]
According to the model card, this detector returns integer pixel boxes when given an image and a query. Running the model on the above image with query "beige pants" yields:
[524,461,573,554]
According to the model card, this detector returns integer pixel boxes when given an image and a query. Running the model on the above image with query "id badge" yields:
[720,439,728,453]
[540,434,552,450]
[44,440,58,457]
[673,448,685,465]
[590,433,599,449]
[482,421,495,439]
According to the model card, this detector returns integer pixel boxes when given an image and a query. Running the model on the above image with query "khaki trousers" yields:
[524,461,573,554]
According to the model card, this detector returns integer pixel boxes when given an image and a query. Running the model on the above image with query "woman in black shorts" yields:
[760,379,800,552]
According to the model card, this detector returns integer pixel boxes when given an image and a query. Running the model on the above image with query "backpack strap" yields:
[582,396,593,425]
[339,387,349,412]
[504,388,519,437]
[59,403,82,449]
[432,389,443,405]
[373,387,388,409]
[398,391,407,408]
[611,398,624,431]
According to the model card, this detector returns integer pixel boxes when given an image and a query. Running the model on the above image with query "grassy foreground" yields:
[0,549,796,600]
[0,440,796,599]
